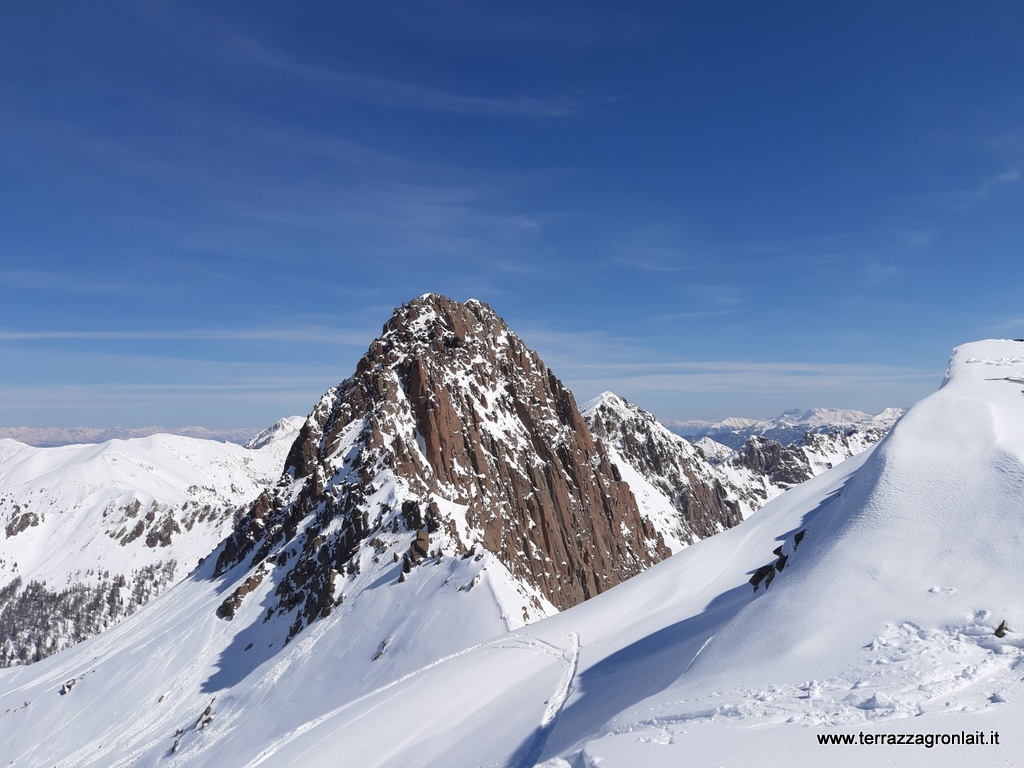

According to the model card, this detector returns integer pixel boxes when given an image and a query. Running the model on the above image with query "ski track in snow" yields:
[243,633,578,768]
[508,632,581,768]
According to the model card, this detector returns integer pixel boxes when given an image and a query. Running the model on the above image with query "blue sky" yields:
[2,1,1022,429]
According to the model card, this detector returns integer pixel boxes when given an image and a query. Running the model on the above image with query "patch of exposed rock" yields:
[732,436,814,489]
[4,510,39,538]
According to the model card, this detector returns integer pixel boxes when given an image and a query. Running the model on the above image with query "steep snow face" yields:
[582,392,742,552]
[687,341,1024,687]
[0,421,300,665]
[0,531,542,768]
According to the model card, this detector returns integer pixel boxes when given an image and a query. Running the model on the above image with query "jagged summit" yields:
[582,391,742,550]
[215,294,668,639]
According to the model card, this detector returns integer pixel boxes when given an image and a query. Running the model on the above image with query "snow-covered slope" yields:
[3,340,1020,768]
[0,418,301,665]
[0,294,666,765]
[274,339,1017,767]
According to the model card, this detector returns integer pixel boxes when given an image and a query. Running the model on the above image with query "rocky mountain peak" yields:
[583,392,743,548]
[215,295,668,640]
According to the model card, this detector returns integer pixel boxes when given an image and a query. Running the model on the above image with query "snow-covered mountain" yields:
[671,406,904,450]
[708,426,888,514]
[583,391,893,533]
[0,417,302,665]
[0,293,671,764]
[582,392,742,552]
[2,330,1019,766]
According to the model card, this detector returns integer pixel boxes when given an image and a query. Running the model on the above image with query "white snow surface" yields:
[2,341,1024,766]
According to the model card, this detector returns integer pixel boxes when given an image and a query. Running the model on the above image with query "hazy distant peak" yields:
[0,425,263,448]
[243,416,305,450]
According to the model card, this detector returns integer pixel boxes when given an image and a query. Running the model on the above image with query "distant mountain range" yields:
[667,406,904,450]
[0,425,264,448]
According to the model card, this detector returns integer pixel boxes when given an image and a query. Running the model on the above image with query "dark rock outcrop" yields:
[733,436,814,490]
[4,510,39,538]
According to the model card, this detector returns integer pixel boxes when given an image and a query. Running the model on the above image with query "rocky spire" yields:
[215,295,668,639]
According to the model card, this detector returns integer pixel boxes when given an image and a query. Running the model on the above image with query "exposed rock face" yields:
[4,510,39,538]
[583,393,742,549]
[215,295,668,639]
[732,436,814,489]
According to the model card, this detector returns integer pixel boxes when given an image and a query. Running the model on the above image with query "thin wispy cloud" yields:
[0,269,156,296]
[560,359,938,406]
[521,326,937,418]
[972,166,1020,198]
[865,262,899,285]
[918,166,1022,210]
[0,383,326,413]
[685,283,746,308]
[902,229,936,249]
[610,254,685,273]
[650,309,744,321]
[230,34,595,118]
[0,326,373,346]
[983,316,1024,336]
